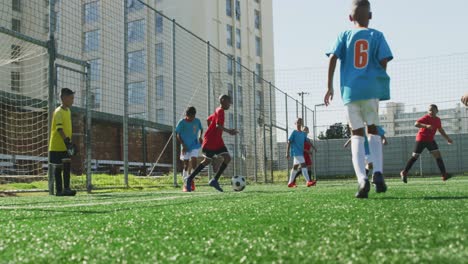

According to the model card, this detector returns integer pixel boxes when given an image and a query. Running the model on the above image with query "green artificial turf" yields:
[0,177,467,263]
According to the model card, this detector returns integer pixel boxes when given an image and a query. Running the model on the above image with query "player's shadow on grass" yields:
[378,196,468,200]
[422,196,468,200]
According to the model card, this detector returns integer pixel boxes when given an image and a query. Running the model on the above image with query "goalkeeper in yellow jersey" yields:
[49,88,77,196]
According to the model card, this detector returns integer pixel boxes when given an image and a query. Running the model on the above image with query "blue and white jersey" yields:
[327,28,393,105]
[288,130,307,157]
[175,118,203,151]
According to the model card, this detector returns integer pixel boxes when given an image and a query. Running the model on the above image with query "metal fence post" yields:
[207,41,212,180]
[252,72,257,182]
[123,0,129,187]
[285,93,289,175]
[85,62,92,193]
[47,0,57,195]
[269,82,273,182]
[172,19,178,187]
[232,56,238,176]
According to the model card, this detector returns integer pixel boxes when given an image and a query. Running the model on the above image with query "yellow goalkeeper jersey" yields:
[49,106,72,151]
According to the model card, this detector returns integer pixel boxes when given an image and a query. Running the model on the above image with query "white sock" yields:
[351,135,367,184]
[301,167,311,182]
[368,134,383,174]
[183,170,188,178]
[288,169,298,184]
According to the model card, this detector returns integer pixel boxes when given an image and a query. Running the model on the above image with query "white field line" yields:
[0,192,218,210]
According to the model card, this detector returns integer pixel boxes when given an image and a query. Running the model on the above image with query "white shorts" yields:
[346,99,379,130]
[293,156,305,165]
[180,148,200,161]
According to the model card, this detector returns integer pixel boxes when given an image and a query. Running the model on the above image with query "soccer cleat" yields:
[442,173,452,181]
[208,179,224,192]
[310,180,317,186]
[372,172,387,193]
[191,180,196,191]
[355,180,370,199]
[55,191,64,197]
[62,189,77,196]
[183,179,192,192]
[287,182,297,188]
[400,170,408,184]
[306,181,314,187]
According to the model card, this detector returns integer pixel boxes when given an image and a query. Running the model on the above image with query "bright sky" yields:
[272,0,468,134]
[273,0,468,70]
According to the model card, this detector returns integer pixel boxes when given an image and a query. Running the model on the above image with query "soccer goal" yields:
[0,34,50,187]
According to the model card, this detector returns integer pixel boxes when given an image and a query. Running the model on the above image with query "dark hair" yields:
[219,94,231,103]
[186,106,196,116]
[429,104,438,111]
[60,88,75,97]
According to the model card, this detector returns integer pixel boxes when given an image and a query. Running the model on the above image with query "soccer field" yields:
[1,177,467,263]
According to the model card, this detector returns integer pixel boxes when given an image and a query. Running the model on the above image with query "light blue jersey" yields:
[364,126,386,155]
[175,118,202,151]
[289,130,307,157]
[327,28,393,105]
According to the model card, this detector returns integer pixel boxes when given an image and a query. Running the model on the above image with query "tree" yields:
[318,122,350,139]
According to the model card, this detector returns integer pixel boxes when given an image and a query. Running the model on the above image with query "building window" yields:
[236,28,241,49]
[255,36,262,57]
[229,113,234,128]
[84,1,99,24]
[254,10,261,29]
[156,75,164,98]
[84,30,100,52]
[156,43,163,66]
[156,108,165,123]
[226,24,233,47]
[128,82,146,105]
[227,83,233,98]
[156,13,163,34]
[237,85,243,107]
[91,87,101,108]
[236,56,242,78]
[127,50,145,73]
[12,0,21,12]
[11,45,21,60]
[235,0,240,20]
[89,59,101,81]
[12,18,20,32]
[237,114,243,128]
[255,63,262,83]
[127,0,144,12]
[255,90,263,110]
[127,19,145,43]
[226,0,232,17]
[227,55,233,75]
[11,72,20,92]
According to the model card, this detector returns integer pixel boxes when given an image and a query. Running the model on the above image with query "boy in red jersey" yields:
[184,95,238,192]
[400,104,453,183]
[291,126,317,186]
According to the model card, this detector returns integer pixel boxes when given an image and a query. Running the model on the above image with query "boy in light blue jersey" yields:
[286,118,314,188]
[324,0,393,198]
[176,106,203,191]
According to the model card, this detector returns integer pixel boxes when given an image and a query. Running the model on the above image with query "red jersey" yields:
[304,139,312,166]
[202,107,225,150]
[416,114,441,142]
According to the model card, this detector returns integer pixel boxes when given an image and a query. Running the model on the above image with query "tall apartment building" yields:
[380,102,468,137]
[1,0,276,170]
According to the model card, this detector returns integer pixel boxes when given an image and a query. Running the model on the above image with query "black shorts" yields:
[413,141,439,154]
[49,151,70,164]
[202,146,229,159]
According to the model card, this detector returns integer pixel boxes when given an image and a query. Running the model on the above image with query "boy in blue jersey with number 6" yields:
[324,0,393,198]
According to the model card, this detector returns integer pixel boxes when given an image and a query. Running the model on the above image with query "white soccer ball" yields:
[231,175,246,192]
